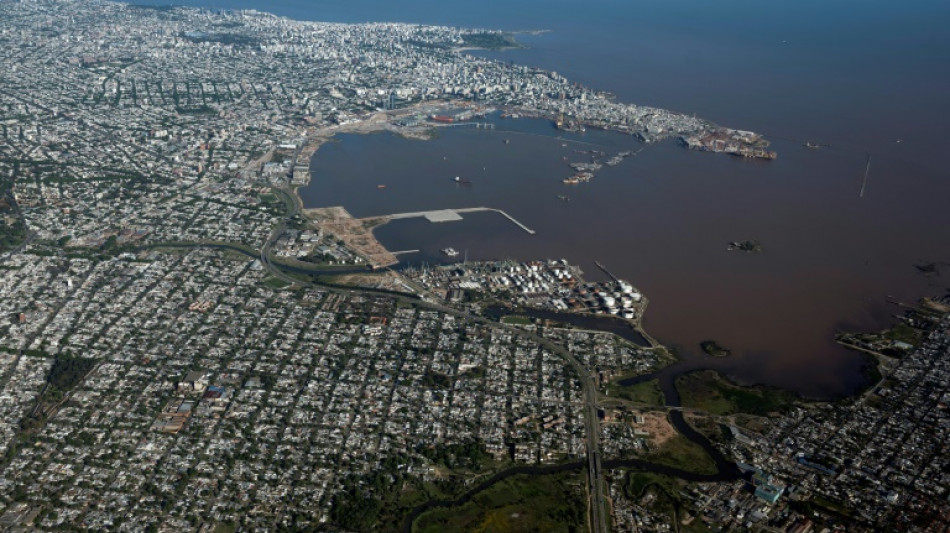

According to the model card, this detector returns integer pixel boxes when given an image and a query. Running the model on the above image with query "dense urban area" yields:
[0,0,947,531]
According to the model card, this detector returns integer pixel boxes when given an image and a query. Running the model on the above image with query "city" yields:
[0,0,947,531]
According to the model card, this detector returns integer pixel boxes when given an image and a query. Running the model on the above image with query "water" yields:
[305,116,950,398]
[127,0,950,398]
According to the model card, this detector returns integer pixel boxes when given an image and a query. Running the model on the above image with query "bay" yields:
[127,0,950,398]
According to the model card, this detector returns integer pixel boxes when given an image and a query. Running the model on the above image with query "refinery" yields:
[403,259,647,321]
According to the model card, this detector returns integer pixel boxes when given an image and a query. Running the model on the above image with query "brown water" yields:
[134,0,950,400]
[302,117,950,399]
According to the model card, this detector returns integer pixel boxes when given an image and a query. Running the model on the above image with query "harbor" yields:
[301,115,950,399]
[387,206,536,235]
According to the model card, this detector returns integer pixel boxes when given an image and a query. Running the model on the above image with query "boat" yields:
[453,176,471,185]
[803,141,820,149]
[376,184,386,189]
[562,177,579,185]
[441,247,459,257]
[557,194,570,202]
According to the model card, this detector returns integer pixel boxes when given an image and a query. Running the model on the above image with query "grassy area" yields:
[257,193,279,204]
[790,494,855,521]
[676,370,796,416]
[211,523,236,533]
[412,472,585,533]
[646,433,718,475]
[262,276,291,290]
[460,32,524,50]
[623,471,682,526]
[884,321,924,346]
[625,471,681,499]
[606,378,665,405]
[500,315,532,326]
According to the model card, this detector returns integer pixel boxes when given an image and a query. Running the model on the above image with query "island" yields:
[700,339,732,357]
[727,239,764,253]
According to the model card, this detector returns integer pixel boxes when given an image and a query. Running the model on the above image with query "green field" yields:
[257,193,279,204]
[262,276,291,289]
[460,32,523,50]
[412,472,586,533]
[676,370,796,416]
[625,471,680,499]
[606,378,665,405]
[883,321,924,346]
[647,433,718,475]
[500,315,532,326]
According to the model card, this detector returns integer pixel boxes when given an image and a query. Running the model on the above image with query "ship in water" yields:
[563,169,595,185]
[453,176,471,185]
[441,247,459,257]
[376,184,387,189]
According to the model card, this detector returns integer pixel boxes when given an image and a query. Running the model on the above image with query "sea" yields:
[128,0,950,399]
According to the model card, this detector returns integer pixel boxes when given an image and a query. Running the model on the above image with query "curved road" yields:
[160,181,736,533]
[255,187,611,533]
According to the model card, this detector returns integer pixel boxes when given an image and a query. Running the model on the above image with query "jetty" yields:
[594,260,620,282]
[387,207,536,235]
[860,154,871,198]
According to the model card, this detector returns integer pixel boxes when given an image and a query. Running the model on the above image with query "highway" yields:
[188,176,752,533]
[0,229,35,264]
[257,178,607,532]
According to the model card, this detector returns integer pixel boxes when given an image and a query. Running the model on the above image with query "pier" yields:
[386,207,536,235]
[437,122,495,129]
[594,260,620,282]
[859,154,871,198]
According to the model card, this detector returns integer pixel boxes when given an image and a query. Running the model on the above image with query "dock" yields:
[386,207,536,235]
[594,260,620,282]
[859,154,871,198]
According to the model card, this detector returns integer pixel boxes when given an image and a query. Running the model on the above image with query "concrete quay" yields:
[387,207,536,235]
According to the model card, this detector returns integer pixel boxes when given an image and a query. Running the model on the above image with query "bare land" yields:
[304,206,397,268]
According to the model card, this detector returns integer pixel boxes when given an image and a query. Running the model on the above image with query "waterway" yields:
[127,0,950,399]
